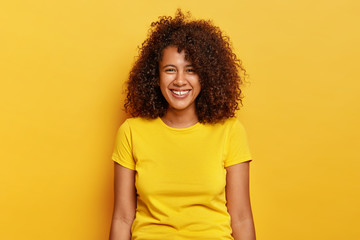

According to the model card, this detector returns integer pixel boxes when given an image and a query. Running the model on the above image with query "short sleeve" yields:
[224,119,252,167]
[111,120,136,170]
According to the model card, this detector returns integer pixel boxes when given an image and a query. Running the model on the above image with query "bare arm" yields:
[226,161,256,240]
[109,162,136,240]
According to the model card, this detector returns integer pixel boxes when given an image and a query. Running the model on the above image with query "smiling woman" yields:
[124,10,246,124]
[109,9,255,240]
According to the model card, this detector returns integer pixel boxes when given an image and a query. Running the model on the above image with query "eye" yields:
[165,68,176,73]
[186,68,195,73]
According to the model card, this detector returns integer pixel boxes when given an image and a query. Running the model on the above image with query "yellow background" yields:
[1,0,359,239]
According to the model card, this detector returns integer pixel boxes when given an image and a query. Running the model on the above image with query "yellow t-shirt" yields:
[112,117,252,240]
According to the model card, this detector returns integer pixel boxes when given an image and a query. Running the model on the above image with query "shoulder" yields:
[199,118,246,137]
[120,117,161,135]
[200,117,244,130]
[122,117,157,127]
[219,118,248,140]
[213,117,245,131]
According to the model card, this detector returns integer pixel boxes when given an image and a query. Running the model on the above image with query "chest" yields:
[131,129,228,198]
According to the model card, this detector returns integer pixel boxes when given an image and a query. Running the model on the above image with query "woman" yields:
[110,9,256,240]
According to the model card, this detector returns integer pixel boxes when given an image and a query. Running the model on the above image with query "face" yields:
[159,46,201,114]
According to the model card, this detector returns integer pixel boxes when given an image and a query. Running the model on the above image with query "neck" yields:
[161,108,199,129]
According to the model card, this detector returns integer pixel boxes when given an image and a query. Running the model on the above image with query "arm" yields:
[226,161,256,240]
[109,162,136,240]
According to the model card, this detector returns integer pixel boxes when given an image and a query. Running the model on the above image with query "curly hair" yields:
[124,9,247,124]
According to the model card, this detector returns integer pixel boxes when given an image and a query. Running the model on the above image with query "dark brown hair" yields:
[124,9,247,123]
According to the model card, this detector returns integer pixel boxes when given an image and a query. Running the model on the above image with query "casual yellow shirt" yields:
[112,117,252,240]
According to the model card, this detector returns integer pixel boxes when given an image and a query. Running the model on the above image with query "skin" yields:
[109,164,136,240]
[226,161,256,240]
[109,46,256,240]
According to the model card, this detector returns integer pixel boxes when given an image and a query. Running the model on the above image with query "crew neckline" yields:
[158,117,201,131]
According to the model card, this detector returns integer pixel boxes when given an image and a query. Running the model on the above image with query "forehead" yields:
[160,46,191,65]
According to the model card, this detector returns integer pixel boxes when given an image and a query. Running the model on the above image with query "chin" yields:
[169,103,194,111]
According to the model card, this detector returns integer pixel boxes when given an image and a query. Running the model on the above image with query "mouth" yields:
[170,89,191,97]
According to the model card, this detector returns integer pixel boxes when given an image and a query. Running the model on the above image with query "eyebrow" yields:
[162,64,193,69]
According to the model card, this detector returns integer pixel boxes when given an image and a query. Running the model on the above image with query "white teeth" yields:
[172,90,190,96]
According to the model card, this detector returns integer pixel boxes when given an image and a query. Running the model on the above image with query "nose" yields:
[173,71,186,86]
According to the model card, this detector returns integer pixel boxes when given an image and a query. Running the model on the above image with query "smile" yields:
[170,90,191,96]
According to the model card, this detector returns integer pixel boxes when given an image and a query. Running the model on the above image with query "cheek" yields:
[191,78,201,92]
[159,74,173,86]
[159,77,169,97]
[159,75,166,89]
[159,83,167,96]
